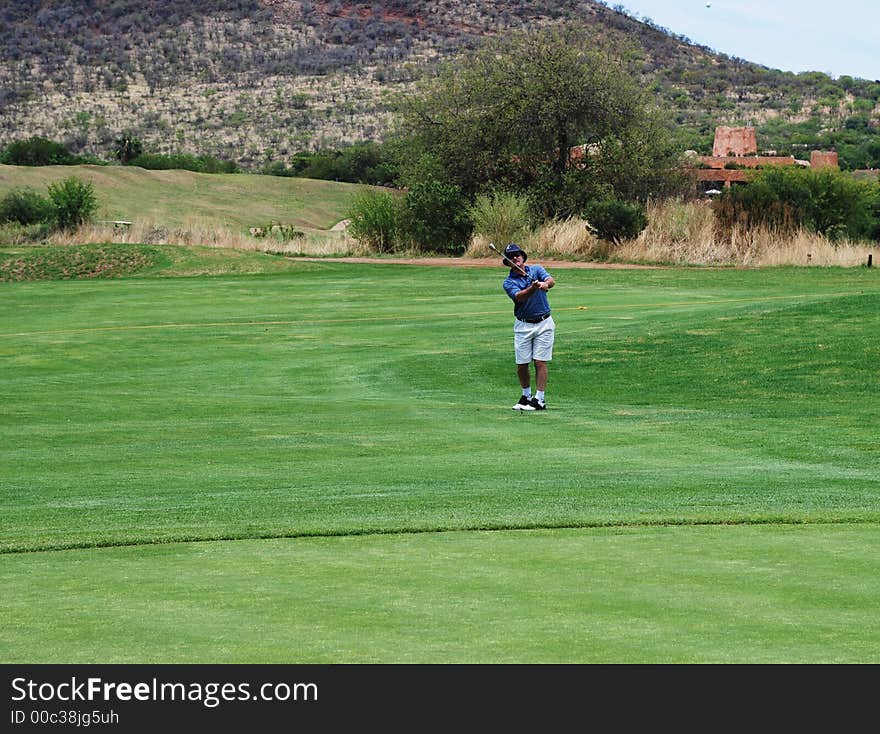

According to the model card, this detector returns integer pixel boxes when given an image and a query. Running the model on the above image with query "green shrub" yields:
[804,168,877,241]
[250,223,305,243]
[0,221,53,244]
[338,143,398,185]
[347,190,401,253]
[262,161,295,177]
[467,190,532,245]
[713,179,799,234]
[0,136,79,166]
[399,179,472,254]
[198,156,240,174]
[47,177,98,230]
[584,199,647,243]
[715,167,878,241]
[870,183,880,241]
[113,134,144,164]
[278,144,398,185]
[290,151,342,181]
[0,187,54,225]
[127,153,239,173]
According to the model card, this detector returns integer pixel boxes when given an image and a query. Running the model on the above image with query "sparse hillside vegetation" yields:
[1,1,879,170]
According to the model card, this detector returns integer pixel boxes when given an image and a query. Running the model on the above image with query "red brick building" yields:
[694,126,838,193]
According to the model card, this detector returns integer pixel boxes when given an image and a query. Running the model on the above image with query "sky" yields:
[614,1,880,81]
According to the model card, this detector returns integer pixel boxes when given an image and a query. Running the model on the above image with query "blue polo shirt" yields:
[503,264,552,321]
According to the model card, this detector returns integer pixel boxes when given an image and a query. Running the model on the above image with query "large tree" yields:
[395,24,686,218]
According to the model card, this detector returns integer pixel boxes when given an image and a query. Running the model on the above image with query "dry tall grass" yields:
[465,217,603,260]
[464,200,875,267]
[47,221,370,256]
[617,199,877,267]
[466,202,877,267]
[39,199,878,268]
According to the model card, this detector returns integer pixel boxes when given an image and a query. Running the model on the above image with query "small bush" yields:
[467,190,532,246]
[870,184,880,241]
[713,180,798,236]
[278,143,399,185]
[250,223,305,243]
[0,221,53,244]
[113,134,144,164]
[47,177,98,230]
[0,187,54,225]
[1,136,79,166]
[714,167,878,241]
[584,199,647,243]
[399,179,472,254]
[347,190,401,253]
[127,153,239,173]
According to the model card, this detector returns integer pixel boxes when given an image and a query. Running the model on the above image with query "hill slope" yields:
[0,163,362,230]
[1,1,878,168]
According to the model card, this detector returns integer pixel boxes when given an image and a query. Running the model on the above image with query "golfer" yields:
[501,243,555,411]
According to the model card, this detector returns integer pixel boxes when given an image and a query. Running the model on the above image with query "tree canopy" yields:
[394,24,687,218]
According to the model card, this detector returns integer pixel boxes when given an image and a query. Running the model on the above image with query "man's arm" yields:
[515,276,553,301]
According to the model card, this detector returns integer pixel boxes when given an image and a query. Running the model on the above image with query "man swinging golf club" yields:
[497,242,555,411]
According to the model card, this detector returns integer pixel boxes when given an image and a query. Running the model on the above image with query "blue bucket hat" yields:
[503,243,527,262]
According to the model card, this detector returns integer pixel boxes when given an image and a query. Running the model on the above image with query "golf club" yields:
[488,242,539,283]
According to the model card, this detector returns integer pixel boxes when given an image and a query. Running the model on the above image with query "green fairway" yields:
[2,524,878,663]
[2,261,879,661]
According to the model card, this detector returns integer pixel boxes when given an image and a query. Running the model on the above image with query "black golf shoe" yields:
[529,397,546,410]
[512,396,534,410]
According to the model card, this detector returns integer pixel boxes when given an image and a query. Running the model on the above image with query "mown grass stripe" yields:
[2,516,877,556]
[0,290,870,338]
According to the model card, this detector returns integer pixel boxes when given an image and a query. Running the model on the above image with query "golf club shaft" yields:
[488,242,537,283]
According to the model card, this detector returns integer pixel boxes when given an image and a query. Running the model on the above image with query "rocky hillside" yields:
[1,0,878,169]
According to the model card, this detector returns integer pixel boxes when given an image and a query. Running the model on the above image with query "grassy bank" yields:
[0,163,365,232]
[4,164,878,266]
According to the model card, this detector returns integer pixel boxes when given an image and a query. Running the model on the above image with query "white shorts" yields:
[514,316,555,364]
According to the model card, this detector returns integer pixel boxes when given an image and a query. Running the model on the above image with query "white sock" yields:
[522,387,532,398]
[536,390,545,403]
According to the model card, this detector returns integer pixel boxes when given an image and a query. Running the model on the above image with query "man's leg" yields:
[512,362,534,409]
[517,362,531,389]
[534,360,548,391]
[531,319,554,406]
[513,325,536,409]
